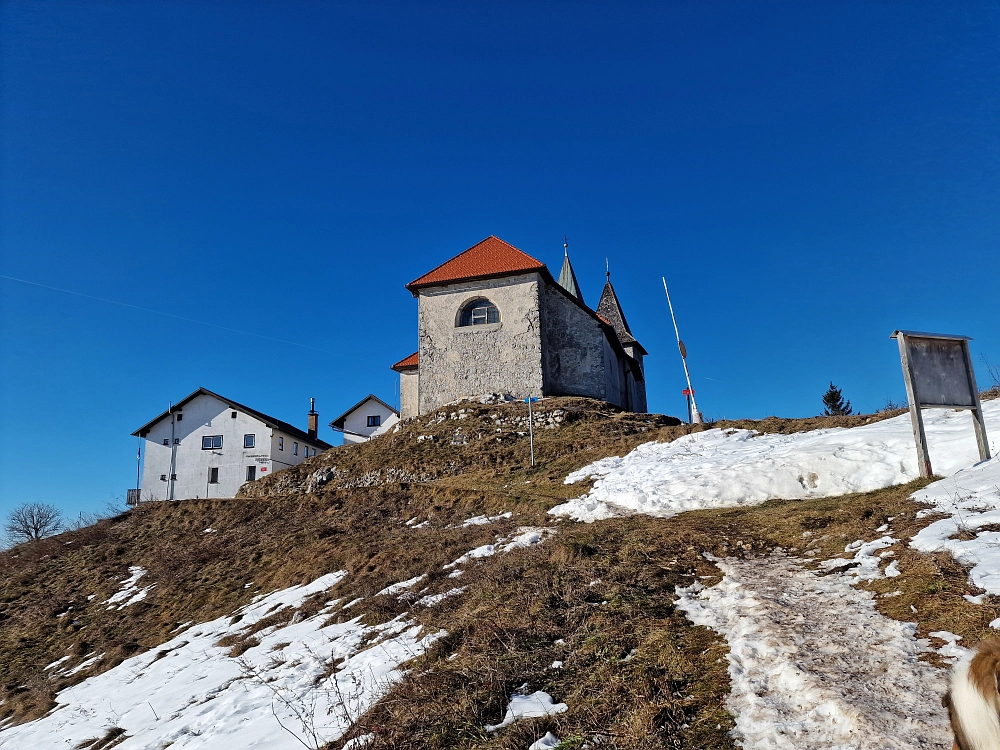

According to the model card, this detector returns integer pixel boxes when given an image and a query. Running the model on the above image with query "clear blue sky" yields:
[2,1,998,520]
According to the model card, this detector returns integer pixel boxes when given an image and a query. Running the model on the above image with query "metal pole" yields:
[136,435,142,495]
[528,397,535,467]
[167,402,177,501]
[662,277,703,423]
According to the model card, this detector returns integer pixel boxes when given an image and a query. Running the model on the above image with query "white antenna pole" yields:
[662,277,703,424]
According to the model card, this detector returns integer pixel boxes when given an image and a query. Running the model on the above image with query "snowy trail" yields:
[677,554,953,750]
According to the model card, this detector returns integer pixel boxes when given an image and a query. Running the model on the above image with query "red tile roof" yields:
[406,236,546,292]
[391,351,419,371]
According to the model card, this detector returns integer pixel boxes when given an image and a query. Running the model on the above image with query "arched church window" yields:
[458,298,500,326]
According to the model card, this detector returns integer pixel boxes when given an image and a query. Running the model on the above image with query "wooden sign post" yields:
[891,330,990,477]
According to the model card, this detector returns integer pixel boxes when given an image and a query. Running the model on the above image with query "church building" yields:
[391,236,647,418]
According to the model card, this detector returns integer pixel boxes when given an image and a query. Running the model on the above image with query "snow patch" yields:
[552,402,1000,522]
[377,575,426,597]
[0,570,446,750]
[104,566,154,610]
[444,527,555,569]
[910,454,1000,594]
[484,690,568,733]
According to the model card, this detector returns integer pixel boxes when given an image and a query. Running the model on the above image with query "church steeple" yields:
[597,265,647,356]
[557,237,584,304]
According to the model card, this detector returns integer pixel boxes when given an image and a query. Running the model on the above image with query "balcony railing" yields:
[126,488,141,506]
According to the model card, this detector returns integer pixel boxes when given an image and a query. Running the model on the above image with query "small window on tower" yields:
[458,299,500,327]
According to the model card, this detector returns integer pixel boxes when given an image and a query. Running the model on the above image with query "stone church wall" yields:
[539,284,607,400]
[399,369,419,419]
[416,274,544,415]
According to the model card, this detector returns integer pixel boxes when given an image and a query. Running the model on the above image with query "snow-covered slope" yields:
[0,571,442,749]
[552,400,999,522]
[911,454,1000,595]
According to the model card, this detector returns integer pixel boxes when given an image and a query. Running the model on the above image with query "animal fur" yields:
[945,638,1000,750]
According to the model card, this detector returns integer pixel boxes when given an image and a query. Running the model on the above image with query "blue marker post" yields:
[524,397,539,467]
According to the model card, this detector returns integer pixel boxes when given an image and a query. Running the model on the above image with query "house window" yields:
[246,465,256,481]
[244,434,255,448]
[208,467,219,484]
[458,299,500,326]
[160,474,167,481]
[278,437,284,450]
[163,439,169,446]
[231,411,237,419]
[367,415,381,428]
[176,413,183,422]
[293,442,298,456]
[202,435,223,450]
[174,438,180,445]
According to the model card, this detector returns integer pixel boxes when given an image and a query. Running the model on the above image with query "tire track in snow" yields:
[677,554,952,749]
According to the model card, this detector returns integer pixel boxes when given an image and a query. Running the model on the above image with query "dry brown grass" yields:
[0,397,990,747]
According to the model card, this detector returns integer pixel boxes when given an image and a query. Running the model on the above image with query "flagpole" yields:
[662,277,703,424]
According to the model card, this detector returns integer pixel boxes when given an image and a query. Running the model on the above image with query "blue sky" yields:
[2,1,998,520]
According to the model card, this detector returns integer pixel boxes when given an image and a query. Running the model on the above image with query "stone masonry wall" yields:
[539,284,607,400]
[399,370,419,419]
[416,274,544,414]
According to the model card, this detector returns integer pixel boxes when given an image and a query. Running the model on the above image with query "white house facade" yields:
[330,394,400,444]
[133,389,331,502]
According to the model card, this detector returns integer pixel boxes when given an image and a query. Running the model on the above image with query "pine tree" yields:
[822,382,852,416]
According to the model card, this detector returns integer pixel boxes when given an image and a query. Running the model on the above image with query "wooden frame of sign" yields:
[891,330,990,478]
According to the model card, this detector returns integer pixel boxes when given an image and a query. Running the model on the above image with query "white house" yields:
[330,394,399,444]
[132,388,332,502]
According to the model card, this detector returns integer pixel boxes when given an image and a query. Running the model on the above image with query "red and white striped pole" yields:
[663,277,703,424]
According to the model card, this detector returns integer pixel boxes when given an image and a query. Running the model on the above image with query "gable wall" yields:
[339,400,399,444]
[416,274,544,414]
[140,394,273,501]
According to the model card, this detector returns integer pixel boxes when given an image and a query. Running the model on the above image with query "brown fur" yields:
[946,638,1000,750]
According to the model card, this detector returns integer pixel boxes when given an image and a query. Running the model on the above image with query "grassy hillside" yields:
[1,396,992,749]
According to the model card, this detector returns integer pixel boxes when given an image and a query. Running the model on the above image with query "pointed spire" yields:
[597,267,645,356]
[557,237,584,304]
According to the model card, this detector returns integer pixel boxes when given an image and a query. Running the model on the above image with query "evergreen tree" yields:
[822,382,852,416]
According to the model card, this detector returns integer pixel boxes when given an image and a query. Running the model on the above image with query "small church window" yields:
[459,299,500,327]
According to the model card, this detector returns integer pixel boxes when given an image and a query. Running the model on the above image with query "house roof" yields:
[131,387,333,449]
[597,279,647,356]
[330,394,399,429]
[405,236,546,294]
[390,351,419,371]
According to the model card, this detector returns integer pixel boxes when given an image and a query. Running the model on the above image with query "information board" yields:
[891,330,990,477]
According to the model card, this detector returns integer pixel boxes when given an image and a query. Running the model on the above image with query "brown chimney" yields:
[307,397,318,439]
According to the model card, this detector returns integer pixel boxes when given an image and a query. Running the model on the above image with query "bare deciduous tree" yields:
[5,502,63,543]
